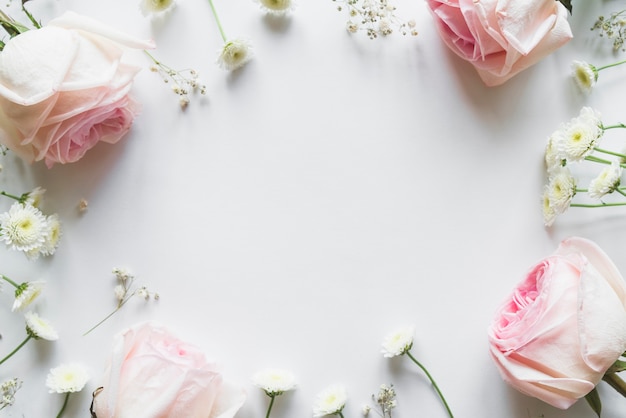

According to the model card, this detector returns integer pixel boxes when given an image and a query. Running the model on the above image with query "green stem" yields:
[595,147,626,159]
[21,4,40,29]
[82,306,122,336]
[597,60,626,72]
[406,351,454,418]
[55,392,70,418]
[207,0,227,42]
[1,275,19,289]
[0,335,31,365]
[265,395,275,418]
[571,202,626,208]
[337,413,345,418]
[0,191,24,201]
[602,373,626,397]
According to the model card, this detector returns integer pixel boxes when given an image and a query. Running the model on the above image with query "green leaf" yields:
[558,0,572,14]
[585,387,602,417]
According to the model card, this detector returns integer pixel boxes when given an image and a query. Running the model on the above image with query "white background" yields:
[1,0,626,417]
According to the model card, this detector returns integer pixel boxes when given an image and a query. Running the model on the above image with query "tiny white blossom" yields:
[217,39,253,71]
[46,363,89,393]
[559,107,603,162]
[38,214,61,257]
[0,378,21,410]
[312,384,347,417]
[113,284,126,301]
[25,311,58,341]
[12,281,45,312]
[381,325,414,358]
[589,161,623,199]
[0,202,48,252]
[139,0,176,16]
[571,60,598,93]
[252,368,297,395]
[257,0,294,15]
[362,405,371,415]
[25,187,45,208]
[542,188,557,227]
[544,132,565,173]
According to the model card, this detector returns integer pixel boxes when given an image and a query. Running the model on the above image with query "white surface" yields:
[1,0,625,417]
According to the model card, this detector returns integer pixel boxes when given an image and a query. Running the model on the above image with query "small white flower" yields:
[0,202,48,252]
[46,363,89,393]
[139,0,176,16]
[252,368,297,395]
[544,132,565,173]
[38,214,61,257]
[546,167,576,213]
[571,60,598,93]
[217,39,253,71]
[113,284,126,301]
[362,405,371,415]
[25,187,45,208]
[381,325,414,358]
[559,107,603,162]
[0,378,21,409]
[24,311,58,341]
[542,188,557,227]
[312,384,347,417]
[12,281,45,312]
[589,161,623,199]
[257,0,294,15]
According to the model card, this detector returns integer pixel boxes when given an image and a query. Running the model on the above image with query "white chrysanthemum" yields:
[544,132,565,173]
[24,311,58,341]
[217,39,253,71]
[0,202,48,252]
[257,0,294,15]
[559,107,603,162]
[139,0,176,16]
[313,384,348,417]
[12,281,45,312]
[252,368,297,395]
[381,325,415,358]
[589,161,623,199]
[39,214,61,257]
[571,60,598,93]
[542,188,557,227]
[25,187,45,208]
[46,363,89,393]
[543,168,576,225]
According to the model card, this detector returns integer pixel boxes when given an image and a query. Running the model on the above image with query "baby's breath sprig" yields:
[0,378,21,410]
[592,9,626,52]
[362,384,397,417]
[144,51,206,110]
[331,0,417,39]
[83,268,158,336]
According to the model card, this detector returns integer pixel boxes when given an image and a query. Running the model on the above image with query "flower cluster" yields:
[83,267,158,335]
[362,384,397,417]
[0,188,61,259]
[591,9,626,52]
[541,105,626,225]
[332,0,417,39]
[0,378,21,410]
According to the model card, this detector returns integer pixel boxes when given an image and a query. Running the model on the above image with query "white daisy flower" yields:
[139,0,176,16]
[25,187,45,208]
[589,161,623,199]
[25,311,58,341]
[39,214,61,256]
[12,281,45,312]
[0,202,48,252]
[252,368,297,395]
[544,131,565,173]
[217,39,253,71]
[560,107,603,162]
[543,167,576,224]
[46,363,89,393]
[312,384,347,417]
[571,60,598,93]
[381,325,414,358]
[542,188,557,227]
[257,0,294,15]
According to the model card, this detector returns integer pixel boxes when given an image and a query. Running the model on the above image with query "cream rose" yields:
[0,11,154,167]
[488,237,626,409]
[93,321,246,418]
[425,0,573,86]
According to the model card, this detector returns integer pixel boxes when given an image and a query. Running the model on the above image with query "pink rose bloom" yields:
[0,12,155,167]
[93,321,246,418]
[425,0,573,86]
[488,237,626,409]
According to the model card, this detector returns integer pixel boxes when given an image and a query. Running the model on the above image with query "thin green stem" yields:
[337,412,345,418]
[0,335,31,365]
[1,275,19,289]
[597,59,626,72]
[602,123,626,130]
[21,4,40,29]
[265,395,275,418]
[617,188,626,198]
[571,202,626,208]
[406,351,454,418]
[83,293,135,336]
[55,392,70,418]
[0,190,24,201]
[207,0,227,41]
[595,147,626,159]
[602,373,626,397]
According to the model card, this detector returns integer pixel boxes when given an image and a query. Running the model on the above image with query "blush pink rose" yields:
[488,237,626,409]
[0,11,155,167]
[93,321,246,418]
[425,0,573,86]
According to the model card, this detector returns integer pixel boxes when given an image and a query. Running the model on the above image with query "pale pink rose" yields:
[0,11,155,167]
[93,321,246,418]
[425,0,573,86]
[488,237,626,409]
